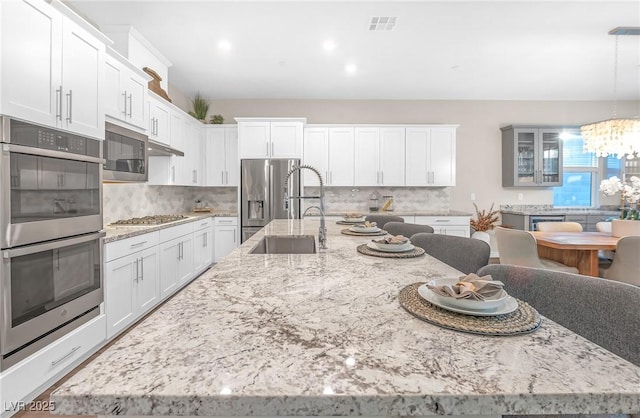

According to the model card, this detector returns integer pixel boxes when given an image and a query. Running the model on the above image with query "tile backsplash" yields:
[103,184,449,224]
[103,184,237,224]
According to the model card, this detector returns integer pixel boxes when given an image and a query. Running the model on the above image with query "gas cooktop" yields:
[110,214,189,226]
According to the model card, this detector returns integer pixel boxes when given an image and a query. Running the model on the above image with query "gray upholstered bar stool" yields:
[600,236,640,286]
[364,215,404,229]
[384,222,433,237]
[411,233,490,274]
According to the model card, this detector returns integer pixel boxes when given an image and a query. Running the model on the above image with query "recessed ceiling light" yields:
[323,40,336,52]
[345,64,357,74]
[218,40,232,51]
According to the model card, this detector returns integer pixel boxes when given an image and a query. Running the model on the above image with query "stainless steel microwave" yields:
[103,122,148,182]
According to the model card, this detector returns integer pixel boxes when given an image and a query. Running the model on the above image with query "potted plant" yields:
[210,114,224,124]
[189,93,209,122]
[470,203,499,245]
[599,176,640,236]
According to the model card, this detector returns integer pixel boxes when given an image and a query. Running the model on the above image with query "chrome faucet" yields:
[284,164,327,249]
[303,205,322,216]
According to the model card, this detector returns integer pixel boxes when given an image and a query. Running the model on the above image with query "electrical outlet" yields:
[470,193,476,201]
[518,193,524,201]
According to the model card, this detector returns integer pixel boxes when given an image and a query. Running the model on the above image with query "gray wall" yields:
[202,99,639,213]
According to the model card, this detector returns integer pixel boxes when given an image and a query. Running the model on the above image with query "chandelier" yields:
[581,27,640,159]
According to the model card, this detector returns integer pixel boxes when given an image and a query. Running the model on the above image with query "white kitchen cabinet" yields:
[0,0,106,139]
[354,127,405,186]
[159,235,193,298]
[193,218,214,274]
[205,125,238,186]
[237,118,305,159]
[181,120,202,186]
[405,126,457,186]
[148,93,171,146]
[104,49,149,131]
[0,315,105,418]
[414,216,470,237]
[303,126,356,186]
[214,217,238,262]
[104,239,160,339]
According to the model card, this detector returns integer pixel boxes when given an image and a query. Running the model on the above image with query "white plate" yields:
[366,242,414,253]
[350,226,381,233]
[372,240,411,251]
[426,278,509,310]
[417,284,518,316]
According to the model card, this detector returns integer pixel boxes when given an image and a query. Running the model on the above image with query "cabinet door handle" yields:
[51,345,81,367]
[203,234,207,248]
[271,142,274,156]
[122,91,128,116]
[381,171,384,184]
[130,241,147,249]
[193,169,197,184]
[139,257,144,280]
[66,90,73,123]
[266,140,269,155]
[55,86,63,121]
[171,166,176,183]
[221,171,224,184]
[134,259,139,282]
[128,94,133,117]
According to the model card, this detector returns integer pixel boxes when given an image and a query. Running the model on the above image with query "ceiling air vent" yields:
[369,17,396,31]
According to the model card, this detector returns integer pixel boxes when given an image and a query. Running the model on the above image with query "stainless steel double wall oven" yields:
[0,116,105,370]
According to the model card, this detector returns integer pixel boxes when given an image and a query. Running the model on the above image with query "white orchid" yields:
[600,176,640,218]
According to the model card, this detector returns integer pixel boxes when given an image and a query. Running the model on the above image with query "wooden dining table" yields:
[530,231,620,277]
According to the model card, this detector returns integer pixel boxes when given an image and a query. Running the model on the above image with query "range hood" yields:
[147,140,185,157]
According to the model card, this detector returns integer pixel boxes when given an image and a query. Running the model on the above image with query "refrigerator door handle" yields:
[268,163,274,222]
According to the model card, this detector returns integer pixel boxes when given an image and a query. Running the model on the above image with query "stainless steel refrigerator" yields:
[240,159,301,242]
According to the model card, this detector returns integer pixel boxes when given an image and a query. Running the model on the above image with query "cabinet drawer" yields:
[587,214,616,223]
[214,216,238,226]
[1,315,106,407]
[192,217,213,231]
[565,214,587,223]
[105,231,159,262]
[159,222,193,243]
[415,216,470,226]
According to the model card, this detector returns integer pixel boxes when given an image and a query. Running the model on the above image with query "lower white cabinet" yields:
[193,218,214,273]
[214,217,238,262]
[159,234,194,299]
[414,216,470,237]
[104,240,160,339]
[0,315,106,418]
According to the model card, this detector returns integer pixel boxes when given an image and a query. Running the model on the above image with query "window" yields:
[552,136,619,207]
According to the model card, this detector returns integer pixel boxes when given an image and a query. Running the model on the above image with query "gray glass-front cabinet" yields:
[501,126,563,187]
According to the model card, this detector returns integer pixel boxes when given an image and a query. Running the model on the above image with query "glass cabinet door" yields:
[515,129,536,186]
[540,130,562,186]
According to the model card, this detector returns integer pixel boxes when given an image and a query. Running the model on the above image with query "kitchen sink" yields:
[249,235,317,254]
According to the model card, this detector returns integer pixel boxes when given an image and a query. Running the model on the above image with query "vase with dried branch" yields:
[470,203,499,232]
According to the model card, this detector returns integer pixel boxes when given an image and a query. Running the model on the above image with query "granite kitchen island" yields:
[51,219,640,416]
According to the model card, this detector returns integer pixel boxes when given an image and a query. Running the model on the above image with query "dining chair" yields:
[477,264,640,367]
[383,222,433,236]
[411,233,490,274]
[595,221,615,266]
[601,236,640,286]
[595,221,612,233]
[536,221,583,232]
[494,226,578,273]
[364,215,404,229]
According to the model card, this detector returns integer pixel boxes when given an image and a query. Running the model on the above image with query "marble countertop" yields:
[103,211,238,243]
[500,208,619,216]
[52,219,640,416]
[312,210,472,217]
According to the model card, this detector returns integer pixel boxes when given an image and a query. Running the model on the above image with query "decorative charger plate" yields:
[398,282,541,336]
[341,228,388,236]
[357,243,425,258]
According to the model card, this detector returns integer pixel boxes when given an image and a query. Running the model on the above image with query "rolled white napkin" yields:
[427,273,505,301]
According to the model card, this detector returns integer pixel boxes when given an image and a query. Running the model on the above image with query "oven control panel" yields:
[9,119,101,157]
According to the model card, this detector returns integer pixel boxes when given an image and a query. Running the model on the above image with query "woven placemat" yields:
[398,283,541,336]
[341,228,388,237]
[357,243,425,258]
[336,220,365,225]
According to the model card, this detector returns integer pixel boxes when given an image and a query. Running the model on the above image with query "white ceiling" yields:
[67,1,640,101]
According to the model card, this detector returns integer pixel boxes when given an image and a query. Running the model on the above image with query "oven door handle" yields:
[4,143,106,165]
[3,231,105,258]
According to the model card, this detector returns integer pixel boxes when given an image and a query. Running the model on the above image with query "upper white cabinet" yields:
[0,0,107,139]
[405,126,457,187]
[303,126,355,187]
[205,125,238,186]
[104,48,149,131]
[354,127,405,186]
[236,118,305,159]
[148,92,171,146]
